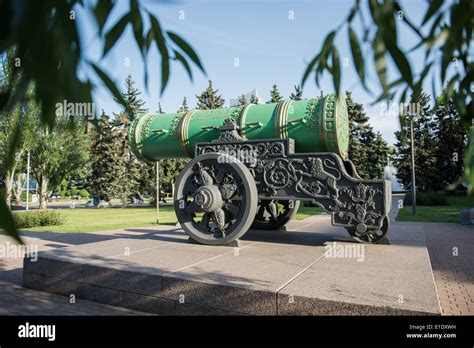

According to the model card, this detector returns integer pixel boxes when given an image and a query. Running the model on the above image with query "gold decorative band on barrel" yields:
[238,104,253,137]
[275,99,292,139]
[281,100,293,139]
[179,110,196,158]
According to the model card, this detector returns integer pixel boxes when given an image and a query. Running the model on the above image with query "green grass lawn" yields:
[293,206,324,220]
[396,195,473,223]
[23,206,177,233]
[22,205,324,233]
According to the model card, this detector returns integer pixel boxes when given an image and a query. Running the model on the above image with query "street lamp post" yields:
[156,161,160,224]
[410,117,416,216]
[26,150,30,211]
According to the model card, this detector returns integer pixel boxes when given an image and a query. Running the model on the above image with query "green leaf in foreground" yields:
[385,40,413,87]
[103,13,130,57]
[167,31,206,74]
[373,33,387,88]
[301,30,336,86]
[174,50,193,81]
[91,63,128,110]
[422,0,443,25]
[348,26,365,86]
[331,46,341,95]
[149,15,170,94]
[0,199,22,244]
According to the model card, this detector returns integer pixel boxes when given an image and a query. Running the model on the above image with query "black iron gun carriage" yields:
[129,94,392,246]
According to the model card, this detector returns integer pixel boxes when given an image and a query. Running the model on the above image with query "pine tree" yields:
[369,132,392,179]
[433,93,468,190]
[393,92,438,191]
[159,158,186,200]
[114,75,147,122]
[268,84,283,103]
[250,94,259,104]
[89,111,123,201]
[345,91,390,179]
[110,76,149,206]
[196,80,224,110]
[290,85,303,100]
[178,97,189,113]
[346,92,370,178]
[237,94,247,107]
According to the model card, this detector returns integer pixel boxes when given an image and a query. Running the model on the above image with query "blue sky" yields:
[77,0,438,145]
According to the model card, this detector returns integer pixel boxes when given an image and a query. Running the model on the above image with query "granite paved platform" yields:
[22,216,442,315]
[0,232,150,315]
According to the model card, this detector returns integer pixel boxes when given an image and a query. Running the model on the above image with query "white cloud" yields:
[365,102,401,146]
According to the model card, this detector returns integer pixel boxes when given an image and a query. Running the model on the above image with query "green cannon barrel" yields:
[129,93,349,161]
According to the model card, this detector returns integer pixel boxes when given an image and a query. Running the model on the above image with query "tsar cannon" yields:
[129,94,391,245]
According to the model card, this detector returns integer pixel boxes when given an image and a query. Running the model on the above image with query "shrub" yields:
[19,191,35,201]
[403,192,448,206]
[78,189,90,198]
[14,210,65,228]
[64,189,90,199]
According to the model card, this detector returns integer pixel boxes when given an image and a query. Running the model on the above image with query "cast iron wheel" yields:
[251,200,300,230]
[345,216,389,244]
[174,153,258,245]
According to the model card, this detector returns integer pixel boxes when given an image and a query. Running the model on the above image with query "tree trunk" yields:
[14,176,22,205]
[122,192,127,208]
[39,176,49,210]
[3,170,14,208]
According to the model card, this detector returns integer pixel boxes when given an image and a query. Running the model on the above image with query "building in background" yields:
[229,88,263,107]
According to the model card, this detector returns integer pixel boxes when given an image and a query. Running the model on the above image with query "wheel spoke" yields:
[184,181,197,195]
[199,213,210,228]
[251,200,300,230]
[215,167,226,184]
[256,204,266,220]
[213,208,226,237]
[175,153,258,245]
[185,201,201,213]
[265,201,278,221]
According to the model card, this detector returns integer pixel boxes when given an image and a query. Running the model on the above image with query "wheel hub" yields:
[356,223,367,234]
[194,185,223,212]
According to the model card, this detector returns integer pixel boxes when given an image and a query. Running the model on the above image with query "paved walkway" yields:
[389,193,474,315]
[424,223,474,315]
[0,201,473,315]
